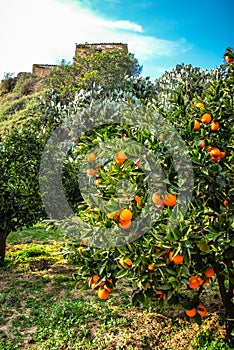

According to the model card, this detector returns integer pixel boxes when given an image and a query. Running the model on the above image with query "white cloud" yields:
[108,20,143,32]
[0,0,190,80]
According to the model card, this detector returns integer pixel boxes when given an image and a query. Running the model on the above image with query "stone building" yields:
[32,42,128,77]
[75,42,128,58]
[32,64,59,78]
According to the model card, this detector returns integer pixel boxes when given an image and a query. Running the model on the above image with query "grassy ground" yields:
[0,224,231,350]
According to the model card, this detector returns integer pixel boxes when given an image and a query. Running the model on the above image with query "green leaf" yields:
[197,239,210,253]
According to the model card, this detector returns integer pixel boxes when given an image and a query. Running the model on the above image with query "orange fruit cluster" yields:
[107,208,134,229]
[90,275,113,300]
[152,192,177,207]
[193,110,220,132]
[192,106,225,162]
[206,147,225,162]
[185,304,207,318]
[188,268,215,289]
[119,208,133,229]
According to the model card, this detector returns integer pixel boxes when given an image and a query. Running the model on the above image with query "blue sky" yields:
[0,0,233,81]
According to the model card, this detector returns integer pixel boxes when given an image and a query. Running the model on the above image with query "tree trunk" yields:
[214,260,234,346]
[0,231,8,265]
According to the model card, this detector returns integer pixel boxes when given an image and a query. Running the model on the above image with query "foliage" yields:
[0,94,43,139]
[0,125,47,262]
[13,72,42,96]
[56,60,234,343]
[154,63,226,109]
[0,73,17,94]
[46,49,139,100]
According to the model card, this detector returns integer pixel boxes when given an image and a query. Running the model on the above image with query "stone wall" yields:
[75,42,128,58]
[32,43,128,77]
[32,64,59,78]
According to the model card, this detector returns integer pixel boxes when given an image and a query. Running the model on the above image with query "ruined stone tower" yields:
[75,42,128,58]
[32,42,128,77]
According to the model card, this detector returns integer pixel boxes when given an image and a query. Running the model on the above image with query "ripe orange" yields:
[95,178,101,186]
[155,290,167,300]
[91,275,100,284]
[134,195,142,207]
[193,120,201,131]
[210,148,221,158]
[188,275,204,289]
[91,275,105,287]
[201,113,212,123]
[168,251,184,265]
[196,102,204,109]
[81,238,87,246]
[198,140,206,149]
[87,169,97,176]
[119,257,133,269]
[98,288,109,300]
[197,305,207,317]
[87,153,96,162]
[185,308,197,318]
[119,220,132,229]
[164,193,177,207]
[225,56,234,63]
[223,200,228,207]
[210,121,220,131]
[148,263,156,271]
[119,209,133,222]
[204,267,215,278]
[77,246,86,254]
[172,253,184,265]
[115,150,127,165]
[152,192,164,206]
[145,282,151,288]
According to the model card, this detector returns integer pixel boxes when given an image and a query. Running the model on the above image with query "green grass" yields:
[0,224,232,350]
[6,223,64,245]
[192,330,231,349]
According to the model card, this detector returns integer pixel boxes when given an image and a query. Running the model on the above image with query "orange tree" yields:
[49,60,233,344]
[0,91,82,263]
